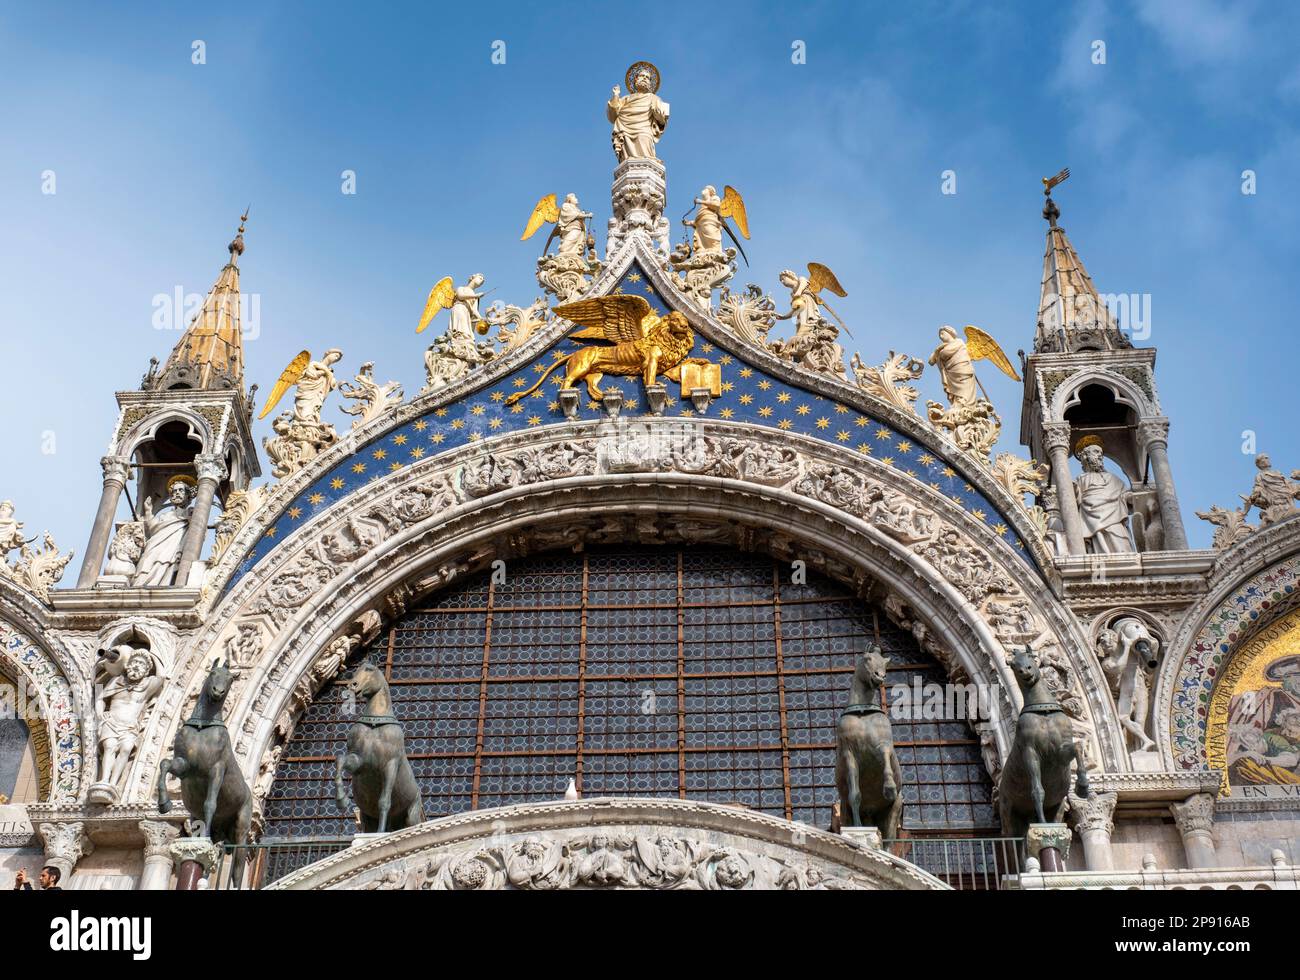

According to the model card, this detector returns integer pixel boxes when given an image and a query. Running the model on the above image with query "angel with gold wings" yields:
[505,295,702,404]
[258,349,343,424]
[928,325,1020,409]
[521,193,593,259]
[683,185,750,263]
[775,263,849,339]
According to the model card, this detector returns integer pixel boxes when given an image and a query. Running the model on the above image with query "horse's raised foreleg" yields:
[204,758,225,833]
[881,744,898,803]
[1071,740,1091,800]
[1023,743,1045,825]
[377,756,399,833]
[156,756,185,814]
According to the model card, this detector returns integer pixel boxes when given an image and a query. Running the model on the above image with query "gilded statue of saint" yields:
[607,62,669,162]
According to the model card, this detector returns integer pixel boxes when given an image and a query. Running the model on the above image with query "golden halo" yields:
[166,473,198,492]
[1073,434,1104,458]
[625,61,660,94]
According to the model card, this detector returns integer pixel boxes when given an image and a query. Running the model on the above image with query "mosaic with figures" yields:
[231,263,1035,591]
[262,546,996,844]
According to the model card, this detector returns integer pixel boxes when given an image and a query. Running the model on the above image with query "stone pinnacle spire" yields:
[1034,178,1130,354]
[150,211,250,392]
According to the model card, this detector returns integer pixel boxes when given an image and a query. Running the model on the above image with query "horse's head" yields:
[347,658,386,700]
[204,658,236,705]
[1008,646,1039,690]
[855,645,890,688]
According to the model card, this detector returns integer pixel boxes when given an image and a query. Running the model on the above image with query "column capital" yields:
[1043,422,1074,455]
[1067,790,1117,837]
[1170,792,1215,836]
[1137,416,1171,448]
[169,836,219,876]
[194,453,228,484]
[100,455,132,485]
[36,820,93,877]
[1025,822,1072,861]
[138,819,181,860]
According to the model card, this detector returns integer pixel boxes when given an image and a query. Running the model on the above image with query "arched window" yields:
[264,548,996,839]
[0,671,49,804]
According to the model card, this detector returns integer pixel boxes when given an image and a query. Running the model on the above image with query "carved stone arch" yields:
[1052,368,1155,422]
[203,235,1053,598]
[142,426,1125,804]
[1153,522,1300,771]
[119,407,214,457]
[0,596,90,802]
[1088,605,1166,647]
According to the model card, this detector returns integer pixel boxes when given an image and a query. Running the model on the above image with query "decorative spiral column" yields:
[76,455,132,588]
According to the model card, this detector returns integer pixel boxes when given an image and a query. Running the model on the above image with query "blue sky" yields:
[1,0,1297,556]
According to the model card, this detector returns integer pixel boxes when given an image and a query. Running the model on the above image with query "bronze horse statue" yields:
[997,645,1091,841]
[835,646,903,838]
[335,659,424,833]
[157,658,253,884]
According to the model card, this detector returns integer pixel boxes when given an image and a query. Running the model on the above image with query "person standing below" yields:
[13,866,62,890]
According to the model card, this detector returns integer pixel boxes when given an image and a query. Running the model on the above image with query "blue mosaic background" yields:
[228,263,1037,593]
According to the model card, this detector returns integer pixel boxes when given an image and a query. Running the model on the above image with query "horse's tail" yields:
[505,357,567,405]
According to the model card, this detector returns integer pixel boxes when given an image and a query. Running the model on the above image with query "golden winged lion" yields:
[505,295,704,404]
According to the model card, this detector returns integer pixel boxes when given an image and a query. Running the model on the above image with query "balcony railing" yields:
[883,836,1024,890]
[216,833,1024,890]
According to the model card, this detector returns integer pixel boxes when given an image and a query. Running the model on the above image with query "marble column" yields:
[1067,791,1117,871]
[137,820,180,890]
[1139,418,1187,550]
[1044,423,1085,554]
[170,837,219,891]
[1171,793,1217,869]
[36,821,92,885]
[175,453,226,588]
[76,455,132,588]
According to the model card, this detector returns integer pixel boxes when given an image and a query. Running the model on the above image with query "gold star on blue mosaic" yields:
[228,259,1041,593]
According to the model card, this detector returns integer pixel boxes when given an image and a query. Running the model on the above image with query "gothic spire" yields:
[1034,176,1130,354]
[151,211,249,392]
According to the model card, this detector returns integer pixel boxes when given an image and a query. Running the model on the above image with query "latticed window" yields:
[263,547,996,839]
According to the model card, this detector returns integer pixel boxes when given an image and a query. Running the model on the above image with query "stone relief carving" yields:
[485,298,551,351]
[1195,504,1255,552]
[90,643,165,802]
[212,486,270,564]
[1096,617,1160,753]
[361,833,866,891]
[0,501,73,602]
[338,361,404,429]
[850,351,925,415]
[716,284,777,346]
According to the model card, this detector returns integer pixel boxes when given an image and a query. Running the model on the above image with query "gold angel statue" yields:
[522,193,594,258]
[683,185,750,263]
[928,325,1020,408]
[258,349,343,423]
[416,273,491,339]
[505,295,703,403]
[776,262,850,338]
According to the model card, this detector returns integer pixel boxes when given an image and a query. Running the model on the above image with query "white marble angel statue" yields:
[522,193,594,258]
[607,62,669,161]
[417,274,495,366]
[0,500,26,556]
[683,185,749,258]
[131,475,195,587]
[775,263,848,340]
